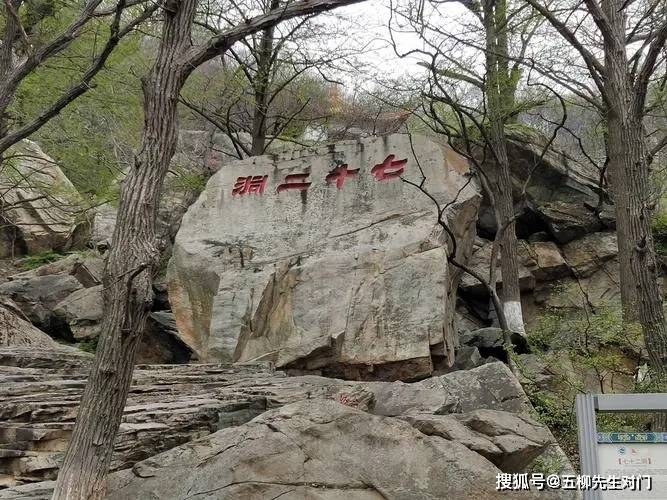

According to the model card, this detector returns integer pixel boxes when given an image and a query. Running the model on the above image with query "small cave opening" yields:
[476,202,551,241]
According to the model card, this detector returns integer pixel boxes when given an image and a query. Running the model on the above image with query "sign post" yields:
[576,393,667,499]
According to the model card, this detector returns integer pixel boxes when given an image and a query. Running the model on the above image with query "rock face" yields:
[477,130,610,244]
[459,231,622,329]
[0,299,65,349]
[0,253,103,339]
[168,135,481,380]
[401,409,552,472]
[0,141,89,258]
[106,400,536,500]
[0,347,570,497]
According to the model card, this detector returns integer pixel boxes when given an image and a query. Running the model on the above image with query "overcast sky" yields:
[325,0,473,88]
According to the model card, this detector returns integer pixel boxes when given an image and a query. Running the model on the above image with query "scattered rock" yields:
[0,272,82,338]
[460,327,528,360]
[0,253,104,339]
[53,285,102,340]
[0,299,65,349]
[451,345,485,371]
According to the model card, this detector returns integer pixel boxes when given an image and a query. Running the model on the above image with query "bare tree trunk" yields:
[602,0,667,384]
[0,0,21,139]
[51,1,197,497]
[484,0,524,333]
[250,0,280,155]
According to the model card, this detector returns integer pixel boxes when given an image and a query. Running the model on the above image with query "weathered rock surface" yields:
[168,134,481,379]
[401,409,552,472]
[52,285,103,340]
[507,131,608,244]
[561,231,617,278]
[0,253,103,339]
[460,238,570,297]
[477,130,609,244]
[89,204,118,251]
[0,348,570,494]
[0,141,89,258]
[106,400,536,500]
[0,299,69,349]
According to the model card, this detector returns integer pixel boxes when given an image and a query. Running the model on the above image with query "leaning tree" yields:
[52,1,367,498]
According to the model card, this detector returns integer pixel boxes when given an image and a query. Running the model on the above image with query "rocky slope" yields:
[0,345,571,498]
[0,131,634,498]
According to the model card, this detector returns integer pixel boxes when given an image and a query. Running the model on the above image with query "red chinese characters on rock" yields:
[371,154,408,181]
[325,164,359,190]
[277,173,312,193]
[232,175,268,196]
[230,154,407,197]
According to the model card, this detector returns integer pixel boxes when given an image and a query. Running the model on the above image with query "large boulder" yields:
[0,140,89,257]
[168,135,481,379]
[106,400,545,500]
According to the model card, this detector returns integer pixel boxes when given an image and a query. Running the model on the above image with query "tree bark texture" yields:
[250,0,280,155]
[51,0,197,497]
[483,0,524,333]
[602,0,667,380]
[53,1,369,497]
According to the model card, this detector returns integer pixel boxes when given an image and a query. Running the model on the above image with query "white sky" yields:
[325,0,473,88]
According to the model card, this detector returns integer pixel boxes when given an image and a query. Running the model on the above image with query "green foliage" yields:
[651,213,667,257]
[528,453,567,476]
[78,337,98,354]
[522,306,650,466]
[167,170,208,195]
[526,306,642,356]
[18,251,64,270]
[9,5,149,200]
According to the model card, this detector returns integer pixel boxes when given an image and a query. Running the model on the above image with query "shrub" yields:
[19,251,64,270]
[78,338,98,353]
